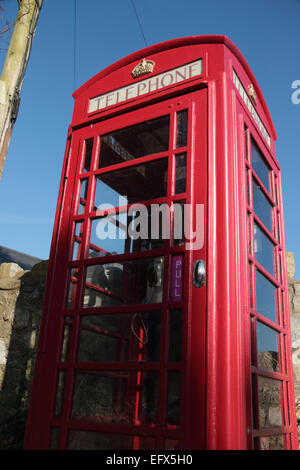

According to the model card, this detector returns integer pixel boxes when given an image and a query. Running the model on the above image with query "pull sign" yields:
[193,259,206,287]
[171,255,183,301]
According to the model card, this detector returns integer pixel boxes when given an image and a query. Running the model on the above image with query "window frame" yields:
[244,122,294,450]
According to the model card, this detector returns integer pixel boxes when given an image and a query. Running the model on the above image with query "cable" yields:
[74,0,77,89]
[131,313,149,345]
[130,0,148,47]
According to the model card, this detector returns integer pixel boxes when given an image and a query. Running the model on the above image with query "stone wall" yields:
[0,261,47,449]
[287,252,300,443]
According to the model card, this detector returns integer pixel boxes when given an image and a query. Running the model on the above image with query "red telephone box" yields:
[24,35,298,450]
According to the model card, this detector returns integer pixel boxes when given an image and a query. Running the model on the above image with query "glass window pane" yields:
[275,176,279,205]
[258,376,282,428]
[165,439,179,450]
[83,257,164,308]
[257,321,279,371]
[169,309,182,362]
[72,370,159,426]
[176,110,188,148]
[254,222,275,275]
[251,138,270,192]
[60,316,73,362]
[54,370,66,418]
[94,158,168,210]
[251,317,256,365]
[173,200,185,246]
[248,214,252,254]
[89,213,129,258]
[77,179,89,215]
[83,138,93,172]
[89,209,165,259]
[68,430,156,450]
[278,250,283,284]
[78,312,161,362]
[277,211,281,243]
[285,382,291,426]
[98,115,170,168]
[72,241,81,261]
[249,263,254,308]
[80,179,89,200]
[246,169,250,205]
[66,267,79,309]
[258,435,284,450]
[167,372,180,427]
[255,269,277,323]
[50,428,60,450]
[72,222,83,260]
[252,179,273,233]
[175,153,186,194]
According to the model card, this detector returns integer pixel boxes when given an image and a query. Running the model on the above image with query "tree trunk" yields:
[0,0,43,179]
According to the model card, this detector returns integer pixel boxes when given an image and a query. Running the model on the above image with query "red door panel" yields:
[24,89,207,450]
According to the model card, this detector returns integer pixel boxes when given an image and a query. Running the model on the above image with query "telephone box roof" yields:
[73,35,277,140]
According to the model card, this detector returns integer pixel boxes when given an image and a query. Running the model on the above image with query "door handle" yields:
[193,259,206,287]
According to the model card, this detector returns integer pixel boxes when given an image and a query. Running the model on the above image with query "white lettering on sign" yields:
[233,70,271,147]
[89,59,202,113]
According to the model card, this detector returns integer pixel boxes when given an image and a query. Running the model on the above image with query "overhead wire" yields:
[72,1,147,92]
[130,0,148,47]
[74,0,77,90]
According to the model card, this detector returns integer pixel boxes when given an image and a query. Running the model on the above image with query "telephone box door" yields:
[25,89,207,450]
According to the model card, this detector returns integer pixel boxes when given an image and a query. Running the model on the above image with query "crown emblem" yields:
[131,58,155,78]
[248,84,257,105]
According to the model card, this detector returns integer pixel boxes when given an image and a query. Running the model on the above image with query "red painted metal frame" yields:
[241,109,298,449]
[25,88,207,450]
[235,87,297,450]
[24,35,298,450]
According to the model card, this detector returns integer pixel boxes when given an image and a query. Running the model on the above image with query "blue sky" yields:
[0,0,299,277]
